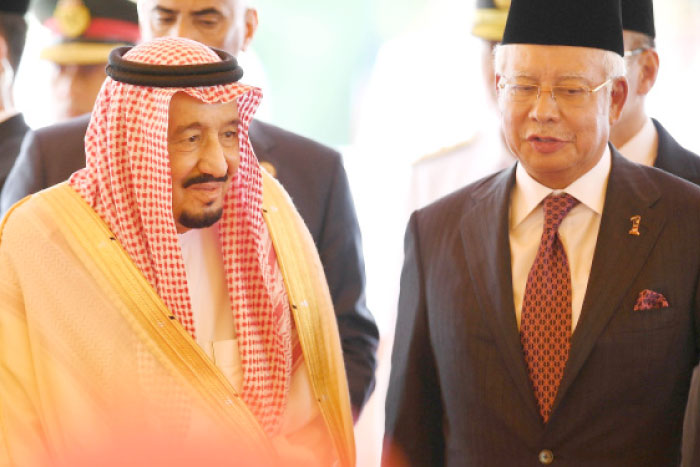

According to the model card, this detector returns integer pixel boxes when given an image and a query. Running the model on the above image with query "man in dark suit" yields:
[384,0,700,465]
[608,5,700,464]
[611,0,700,184]
[0,0,29,191]
[1,0,378,418]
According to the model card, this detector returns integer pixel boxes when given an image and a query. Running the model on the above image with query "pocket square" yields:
[633,289,670,311]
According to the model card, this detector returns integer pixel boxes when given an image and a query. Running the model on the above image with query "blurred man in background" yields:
[0,0,29,191]
[407,0,514,211]
[34,0,139,121]
[1,0,378,420]
[610,0,700,183]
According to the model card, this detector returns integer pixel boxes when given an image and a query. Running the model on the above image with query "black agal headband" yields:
[106,46,244,87]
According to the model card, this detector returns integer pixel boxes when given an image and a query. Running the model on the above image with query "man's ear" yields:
[636,48,659,96]
[608,76,628,125]
[240,8,258,52]
[0,35,8,72]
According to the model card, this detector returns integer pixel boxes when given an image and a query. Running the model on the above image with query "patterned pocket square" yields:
[633,289,670,311]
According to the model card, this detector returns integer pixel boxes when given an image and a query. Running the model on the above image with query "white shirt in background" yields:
[617,117,658,167]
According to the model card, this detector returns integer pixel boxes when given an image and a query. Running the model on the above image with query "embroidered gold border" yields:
[261,171,356,467]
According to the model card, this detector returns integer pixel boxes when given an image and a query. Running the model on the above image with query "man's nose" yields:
[198,137,229,178]
[528,88,561,122]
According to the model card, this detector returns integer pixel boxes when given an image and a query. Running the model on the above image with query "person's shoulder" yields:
[33,113,91,141]
[651,118,700,184]
[412,136,479,169]
[250,119,341,162]
[415,168,511,222]
[628,156,700,206]
[0,189,49,247]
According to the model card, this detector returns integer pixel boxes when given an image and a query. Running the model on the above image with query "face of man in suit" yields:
[51,63,106,120]
[138,0,258,56]
[496,44,627,189]
[168,92,240,233]
[609,30,659,149]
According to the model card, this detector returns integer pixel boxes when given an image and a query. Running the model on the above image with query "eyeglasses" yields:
[624,47,650,58]
[498,79,612,107]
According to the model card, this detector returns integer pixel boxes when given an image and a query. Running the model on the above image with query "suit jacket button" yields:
[539,449,554,464]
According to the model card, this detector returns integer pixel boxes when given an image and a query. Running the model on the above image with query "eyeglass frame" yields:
[623,47,651,58]
[497,78,613,106]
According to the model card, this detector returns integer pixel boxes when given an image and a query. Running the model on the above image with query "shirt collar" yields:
[511,145,611,228]
[617,117,658,167]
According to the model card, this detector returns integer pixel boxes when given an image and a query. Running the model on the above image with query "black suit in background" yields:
[652,118,700,185]
[385,149,700,466]
[0,113,379,415]
[0,113,29,192]
[644,118,700,467]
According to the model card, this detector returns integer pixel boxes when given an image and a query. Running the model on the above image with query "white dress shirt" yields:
[617,117,658,167]
[509,146,611,332]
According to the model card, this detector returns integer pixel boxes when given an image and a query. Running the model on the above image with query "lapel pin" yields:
[628,215,641,236]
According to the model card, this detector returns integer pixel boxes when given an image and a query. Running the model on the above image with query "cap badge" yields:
[54,0,91,38]
[494,0,511,10]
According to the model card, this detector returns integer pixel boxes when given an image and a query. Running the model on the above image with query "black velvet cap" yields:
[502,0,624,56]
[0,0,30,15]
[621,0,655,38]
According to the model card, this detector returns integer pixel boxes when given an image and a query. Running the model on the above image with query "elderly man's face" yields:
[168,92,240,233]
[138,0,255,56]
[497,44,626,188]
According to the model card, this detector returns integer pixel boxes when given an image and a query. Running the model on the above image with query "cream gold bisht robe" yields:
[0,171,355,467]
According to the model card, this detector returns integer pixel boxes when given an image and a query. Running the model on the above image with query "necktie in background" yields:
[520,193,579,423]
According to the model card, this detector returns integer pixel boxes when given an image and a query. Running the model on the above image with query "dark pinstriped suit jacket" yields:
[385,149,700,466]
[0,114,378,415]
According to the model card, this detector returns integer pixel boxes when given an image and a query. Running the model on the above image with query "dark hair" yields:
[0,12,28,75]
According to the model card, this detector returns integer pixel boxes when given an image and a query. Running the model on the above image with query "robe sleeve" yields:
[0,214,51,466]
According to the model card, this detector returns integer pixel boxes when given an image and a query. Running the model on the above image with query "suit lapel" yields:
[460,167,541,420]
[550,150,665,416]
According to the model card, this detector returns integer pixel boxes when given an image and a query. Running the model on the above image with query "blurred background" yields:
[13,0,700,465]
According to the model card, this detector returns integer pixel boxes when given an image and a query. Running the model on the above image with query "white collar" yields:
[617,117,657,167]
[511,145,611,229]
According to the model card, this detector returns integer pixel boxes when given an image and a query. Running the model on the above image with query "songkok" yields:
[34,0,139,65]
[472,0,510,42]
[0,0,29,15]
[502,0,624,56]
[621,0,655,39]
[70,37,292,436]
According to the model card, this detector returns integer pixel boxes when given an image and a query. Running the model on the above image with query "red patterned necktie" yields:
[520,193,579,423]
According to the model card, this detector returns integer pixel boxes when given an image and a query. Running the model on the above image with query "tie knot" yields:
[543,193,579,235]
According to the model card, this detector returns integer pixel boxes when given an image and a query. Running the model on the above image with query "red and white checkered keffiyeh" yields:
[70,37,290,435]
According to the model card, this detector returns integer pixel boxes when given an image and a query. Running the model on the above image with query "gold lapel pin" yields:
[629,215,641,236]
